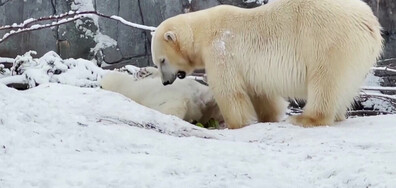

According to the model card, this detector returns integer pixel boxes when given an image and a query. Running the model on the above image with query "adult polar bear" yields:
[151,0,383,128]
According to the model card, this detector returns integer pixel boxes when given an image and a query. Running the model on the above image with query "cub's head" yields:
[151,16,195,86]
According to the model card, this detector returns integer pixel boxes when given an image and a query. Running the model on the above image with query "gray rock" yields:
[191,0,220,11]
[56,18,97,60]
[103,47,122,63]
[95,0,119,40]
[20,0,57,57]
[383,34,396,59]
[162,0,185,19]
[0,0,24,58]
[93,0,123,63]
[218,0,264,8]
[138,0,185,66]
[364,0,396,59]
[55,0,97,60]
[0,0,395,70]
[103,56,150,70]
[118,0,146,59]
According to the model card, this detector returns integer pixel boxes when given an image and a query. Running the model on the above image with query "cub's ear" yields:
[164,31,177,42]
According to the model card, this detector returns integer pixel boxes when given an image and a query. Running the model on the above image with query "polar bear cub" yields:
[100,67,222,124]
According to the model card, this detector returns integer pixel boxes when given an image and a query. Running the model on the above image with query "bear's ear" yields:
[164,31,177,42]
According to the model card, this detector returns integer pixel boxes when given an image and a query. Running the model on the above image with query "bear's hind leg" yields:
[155,99,188,121]
[335,108,347,122]
[335,84,362,122]
[252,95,287,122]
[288,66,339,127]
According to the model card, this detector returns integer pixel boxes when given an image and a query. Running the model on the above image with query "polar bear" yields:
[100,67,223,124]
[151,0,383,128]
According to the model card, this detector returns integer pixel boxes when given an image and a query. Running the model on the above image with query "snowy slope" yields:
[0,83,395,188]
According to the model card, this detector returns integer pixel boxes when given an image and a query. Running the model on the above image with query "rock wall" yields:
[365,0,396,60]
[0,0,395,68]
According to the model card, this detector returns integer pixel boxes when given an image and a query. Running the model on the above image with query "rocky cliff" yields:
[0,0,395,68]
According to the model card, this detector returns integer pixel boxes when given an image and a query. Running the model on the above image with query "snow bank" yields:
[0,51,203,90]
[0,51,109,88]
[0,83,395,188]
[361,71,395,112]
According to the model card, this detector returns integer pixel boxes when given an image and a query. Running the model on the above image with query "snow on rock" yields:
[91,33,117,55]
[362,71,395,112]
[0,51,109,88]
[110,15,156,31]
[70,0,118,60]
[71,0,97,24]
[0,57,14,63]
[243,0,267,4]
[0,82,395,187]
[0,64,11,79]
[243,0,276,5]
[0,51,160,89]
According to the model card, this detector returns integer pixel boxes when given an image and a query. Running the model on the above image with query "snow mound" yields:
[0,83,395,188]
[0,51,156,89]
[0,51,108,88]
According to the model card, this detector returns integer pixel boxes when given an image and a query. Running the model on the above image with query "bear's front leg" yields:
[206,70,257,129]
[214,91,258,129]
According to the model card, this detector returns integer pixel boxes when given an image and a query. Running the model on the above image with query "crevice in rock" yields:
[137,0,151,66]
[103,54,149,69]
[50,0,56,14]
[93,0,97,11]
[116,0,120,47]
[51,0,60,55]
[0,0,12,6]
[107,54,148,65]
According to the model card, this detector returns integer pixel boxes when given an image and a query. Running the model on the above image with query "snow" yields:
[70,0,97,24]
[0,82,395,187]
[361,86,396,91]
[0,51,108,88]
[0,57,14,63]
[70,0,116,60]
[361,92,396,100]
[91,33,117,56]
[213,30,233,64]
[361,71,395,112]
[110,15,156,31]
[0,16,84,44]
[0,51,205,88]
[243,0,267,4]
[0,75,25,85]
[0,64,11,79]
[243,0,272,4]
[0,49,394,187]
[372,67,396,73]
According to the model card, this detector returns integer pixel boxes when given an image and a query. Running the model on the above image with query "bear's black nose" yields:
[163,81,171,86]
[177,71,186,79]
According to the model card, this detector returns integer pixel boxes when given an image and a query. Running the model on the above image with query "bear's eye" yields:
[160,58,165,64]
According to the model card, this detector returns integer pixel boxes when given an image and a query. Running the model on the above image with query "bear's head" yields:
[151,16,200,86]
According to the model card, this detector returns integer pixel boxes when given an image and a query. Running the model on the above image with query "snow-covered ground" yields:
[0,83,395,188]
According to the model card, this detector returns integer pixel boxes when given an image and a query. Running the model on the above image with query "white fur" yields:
[151,0,383,128]
[100,68,222,123]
